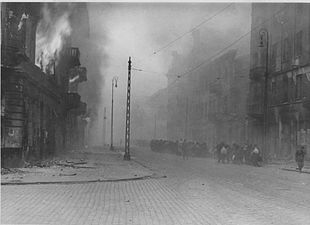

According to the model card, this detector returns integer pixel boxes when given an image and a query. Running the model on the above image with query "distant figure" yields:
[177,139,183,156]
[295,146,306,173]
[220,145,228,163]
[251,144,262,167]
[182,139,188,160]
[242,144,249,164]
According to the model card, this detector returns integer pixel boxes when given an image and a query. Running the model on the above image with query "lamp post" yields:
[110,76,118,151]
[124,57,132,160]
[258,28,269,160]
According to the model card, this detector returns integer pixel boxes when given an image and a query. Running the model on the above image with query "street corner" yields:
[1,152,155,185]
[102,155,155,181]
[280,165,310,174]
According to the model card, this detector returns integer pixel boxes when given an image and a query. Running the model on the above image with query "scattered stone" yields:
[59,173,77,176]
[1,168,26,175]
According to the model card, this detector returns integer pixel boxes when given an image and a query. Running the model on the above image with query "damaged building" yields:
[247,3,310,160]
[1,3,89,167]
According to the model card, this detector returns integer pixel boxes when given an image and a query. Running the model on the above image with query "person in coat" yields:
[295,146,306,173]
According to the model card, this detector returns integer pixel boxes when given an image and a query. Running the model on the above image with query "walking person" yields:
[251,144,262,167]
[182,139,187,160]
[295,146,306,173]
[216,142,224,163]
[220,144,228,163]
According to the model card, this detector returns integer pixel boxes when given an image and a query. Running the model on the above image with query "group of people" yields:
[150,139,211,158]
[150,139,264,166]
[215,142,262,167]
[150,139,307,171]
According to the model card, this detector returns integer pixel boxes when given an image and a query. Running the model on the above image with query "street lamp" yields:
[110,76,118,151]
[258,28,269,160]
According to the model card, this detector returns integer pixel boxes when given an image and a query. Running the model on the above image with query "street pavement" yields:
[2,146,310,225]
[1,148,153,184]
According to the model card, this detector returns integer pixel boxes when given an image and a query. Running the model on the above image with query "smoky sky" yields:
[46,3,251,145]
[81,3,251,143]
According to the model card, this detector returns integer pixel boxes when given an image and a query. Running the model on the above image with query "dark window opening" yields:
[271,43,278,68]
[295,31,303,57]
[282,76,289,102]
[282,38,291,62]
[271,80,277,96]
[296,74,303,100]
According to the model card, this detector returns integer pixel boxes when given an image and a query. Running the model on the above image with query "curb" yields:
[1,173,166,186]
[280,168,310,174]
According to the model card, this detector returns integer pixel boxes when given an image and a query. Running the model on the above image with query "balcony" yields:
[302,98,310,109]
[65,93,81,110]
[64,47,81,68]
[247,102,264,119]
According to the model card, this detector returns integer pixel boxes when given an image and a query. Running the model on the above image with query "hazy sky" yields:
[89,3,251,100]
[84,3,251,143]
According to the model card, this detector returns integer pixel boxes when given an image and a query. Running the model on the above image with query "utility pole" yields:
[124,57,131,160]
[259,28,269,161]
[184,97,189,140]
[110,76,118,151]
[154,114,157,139]
[103,107,107,147]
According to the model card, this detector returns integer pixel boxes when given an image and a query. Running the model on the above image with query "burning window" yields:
[35,4,72,74]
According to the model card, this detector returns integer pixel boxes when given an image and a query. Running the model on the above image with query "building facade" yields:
[247,3,310,160]
[1,3,88,167]
[166,32,250,148]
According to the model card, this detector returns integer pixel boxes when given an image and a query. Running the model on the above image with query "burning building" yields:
[1,3,89,167]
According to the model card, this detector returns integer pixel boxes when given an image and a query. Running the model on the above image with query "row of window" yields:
[270,74,303,103]
[253,29,307,69]
[271,30,303,65]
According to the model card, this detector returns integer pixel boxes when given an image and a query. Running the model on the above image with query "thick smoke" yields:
[69,3,108,146]
[86,3,251,143]
[36,3,251,146]
[35,4,73,72]
[35,3,107,146]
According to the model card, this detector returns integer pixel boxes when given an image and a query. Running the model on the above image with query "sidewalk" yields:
[1,147,154,185]
[266,159,310,174]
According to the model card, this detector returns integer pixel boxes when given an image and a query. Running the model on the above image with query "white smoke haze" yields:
[35,4,72,71]
[34,3,251,146]
[83,3,251,144]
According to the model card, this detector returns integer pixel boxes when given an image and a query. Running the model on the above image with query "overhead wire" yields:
[163,4,289,89]
[134,3,234,66]
[116,4,288,98]
[152,3,234,55]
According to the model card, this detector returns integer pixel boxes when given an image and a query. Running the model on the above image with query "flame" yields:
[35,4,72,72]
[18,13,29,31]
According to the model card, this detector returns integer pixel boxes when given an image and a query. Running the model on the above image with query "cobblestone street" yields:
[2,147,310,225]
